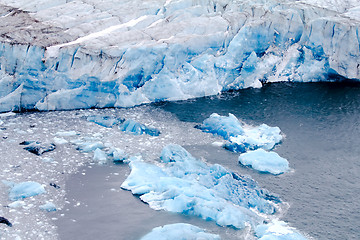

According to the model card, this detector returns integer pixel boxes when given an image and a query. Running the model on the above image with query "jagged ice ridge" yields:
[0,0,359,112]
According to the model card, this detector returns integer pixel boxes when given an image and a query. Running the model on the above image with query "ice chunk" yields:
[8,181,46,201]
[72,140,105,152]
[109,148,128,162]
[197,114,282,153]
[20,141,56,155]
[55,131,78,137]
[195,113,244,139]
[239,149,289,175]
[256,220,308,240]
[8,201,26,209]
[93,148,107,163]
[141,223,221,240]
[87,115,124,128]
[226,124,283,153]
[119,119,160,136]
[39,202,56,212]
[122,144,281,229]
[53,137,68,145]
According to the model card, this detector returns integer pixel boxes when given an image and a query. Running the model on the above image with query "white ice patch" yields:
[239,149,289,175]
[141,223,221,240]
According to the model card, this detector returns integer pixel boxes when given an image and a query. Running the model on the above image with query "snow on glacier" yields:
[121,144,282,229]
[197,113,283,153]
[239,149,290,175]
[141,223,221,240]
[0,0,359,112]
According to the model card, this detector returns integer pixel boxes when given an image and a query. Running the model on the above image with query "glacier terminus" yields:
[0,0,359,112]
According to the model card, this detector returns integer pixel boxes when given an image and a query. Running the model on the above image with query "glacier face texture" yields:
[0,0,359,112]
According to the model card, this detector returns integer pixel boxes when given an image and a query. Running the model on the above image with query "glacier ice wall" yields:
[0,0,359,112]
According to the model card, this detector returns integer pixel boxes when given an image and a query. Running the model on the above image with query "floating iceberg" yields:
[19,141,56,156]
[239,149,289,175]
[119,119,160,136]
[256,220,308,240]
[0,0,359,112]
[197,114,282,153]
[141,223,220,240]
[39,202,56,212]
[87,115,124,128]
[6,181,46,201]
[122,144,281,229]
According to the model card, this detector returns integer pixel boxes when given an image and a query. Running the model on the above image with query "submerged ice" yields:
[0,0,359,112]
[122,144,281,229]
[141,223,221,240]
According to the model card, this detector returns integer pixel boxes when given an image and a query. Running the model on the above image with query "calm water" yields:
[57,82,360,240]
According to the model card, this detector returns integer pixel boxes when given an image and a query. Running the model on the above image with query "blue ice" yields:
[72,139,105,152]
[121,144,281,229]
[87,115,124,128]
[239,149,289,175]
[119,119,160,136]
[7,181,46,201]
[39,202,56,212]
[109,148,128,162]
[197,114,282,153]
[93,148,107,163]
[141,223,220,240]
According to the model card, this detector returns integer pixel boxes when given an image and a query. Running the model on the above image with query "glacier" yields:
[0,0,359,112]
[141,223,221,240]
[121,144,282,230]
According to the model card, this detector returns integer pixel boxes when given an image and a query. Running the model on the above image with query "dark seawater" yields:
[157,82,360,240]
[56,82,360,240]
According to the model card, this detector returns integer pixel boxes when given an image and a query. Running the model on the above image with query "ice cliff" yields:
[0,0,359,112]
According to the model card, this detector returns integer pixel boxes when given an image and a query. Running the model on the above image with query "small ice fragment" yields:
[8,201,26,209]
[109,148,128,162]
[141,223,221,240]
[93,148,107,163]
[53,137,68,145]
[255,220,308,240]
[8,181,46,201]
[39,202,56,212]
[87,115,124,128]
[119,119,160,136]
[55,131,78,137]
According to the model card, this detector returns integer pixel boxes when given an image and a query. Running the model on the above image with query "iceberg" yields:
[122,144,281,229]
[72,139,105,152]
[0,0,359,112]
[119,119,160,136]
[197,114,282,153]
[6,181,46,201]
[239,149,289,175]
[141,223,220,240]
[255,220,308,240]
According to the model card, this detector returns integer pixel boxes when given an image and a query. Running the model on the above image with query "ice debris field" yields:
[0,106,308,239]
[0,0,359,112]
